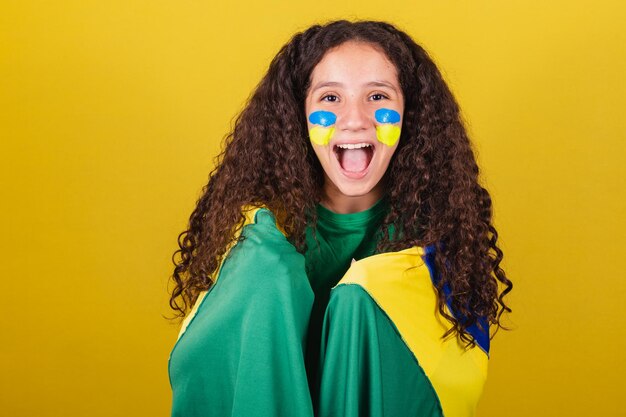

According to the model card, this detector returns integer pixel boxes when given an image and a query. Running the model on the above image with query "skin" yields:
[305,41,404,214]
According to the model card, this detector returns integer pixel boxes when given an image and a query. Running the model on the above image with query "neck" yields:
[320,181,384,214]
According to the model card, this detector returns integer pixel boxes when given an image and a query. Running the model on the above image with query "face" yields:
[305,41,404,201]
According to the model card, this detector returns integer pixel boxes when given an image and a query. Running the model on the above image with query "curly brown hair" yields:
[169,20,512,347]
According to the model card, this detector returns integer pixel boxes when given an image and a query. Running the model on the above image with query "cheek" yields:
[310,126,336,146]
[376,125,401,147]
[308,110,337,146]
[374,108,402,147]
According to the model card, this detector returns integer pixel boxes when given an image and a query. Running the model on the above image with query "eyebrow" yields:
[311,80,399,93]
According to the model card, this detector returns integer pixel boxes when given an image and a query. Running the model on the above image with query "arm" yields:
[316,284,443,417]
[228,210,314,416]
[169,209,314,417]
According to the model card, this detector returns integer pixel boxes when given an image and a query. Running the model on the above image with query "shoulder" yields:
[326,283,379,319]
[221,206,311,298]
[236,207,301,264]
[241,207,289,242]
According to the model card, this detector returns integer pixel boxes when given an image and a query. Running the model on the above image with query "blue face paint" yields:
[375,108,401,124]
[309,110,337,127]
[308,110,337,146]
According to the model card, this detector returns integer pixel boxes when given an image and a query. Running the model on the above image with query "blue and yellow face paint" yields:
[375,108,402,147]
[308,110,336,146]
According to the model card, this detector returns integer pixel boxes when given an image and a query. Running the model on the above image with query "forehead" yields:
[309,41,399,87]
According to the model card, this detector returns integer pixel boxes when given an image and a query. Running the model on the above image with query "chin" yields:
[333,179,378,197]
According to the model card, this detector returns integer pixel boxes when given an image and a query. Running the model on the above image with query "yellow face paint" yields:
[376,125,401,147]
[309,125,336,146]
[308,110,337,146]
[375,108,402,147]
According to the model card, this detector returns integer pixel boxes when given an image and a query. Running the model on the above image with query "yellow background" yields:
[1,1,624,416]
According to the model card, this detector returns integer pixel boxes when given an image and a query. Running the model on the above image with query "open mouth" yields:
[333,143,375,177]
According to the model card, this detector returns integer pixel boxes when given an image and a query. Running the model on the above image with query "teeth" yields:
[336,143,372,150]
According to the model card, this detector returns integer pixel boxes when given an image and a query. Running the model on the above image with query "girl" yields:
[168,20,512,417]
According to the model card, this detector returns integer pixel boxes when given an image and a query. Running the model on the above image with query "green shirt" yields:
[304,197,388,403]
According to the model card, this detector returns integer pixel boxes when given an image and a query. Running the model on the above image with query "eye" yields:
[321,94,339,102]
[370,93,388,101]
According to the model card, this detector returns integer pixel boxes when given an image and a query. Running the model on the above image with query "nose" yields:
[336,99,371,132]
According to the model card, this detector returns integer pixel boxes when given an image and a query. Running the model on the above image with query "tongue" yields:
[340,148,369,172]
